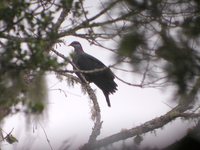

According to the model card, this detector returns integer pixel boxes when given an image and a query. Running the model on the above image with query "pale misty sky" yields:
[1,0,197,150]
[1,37,195,150]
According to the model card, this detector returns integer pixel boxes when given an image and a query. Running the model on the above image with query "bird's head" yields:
[69,41,84,53]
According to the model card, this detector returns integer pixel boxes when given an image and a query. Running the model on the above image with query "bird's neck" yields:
[74,46,84,54]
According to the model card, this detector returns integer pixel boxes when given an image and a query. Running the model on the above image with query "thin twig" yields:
[114,74,142,87]
[50,88,68,97]
[39,122,54,150]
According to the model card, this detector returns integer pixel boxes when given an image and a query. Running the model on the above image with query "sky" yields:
[1,37,196,150]
[0,0,197,150]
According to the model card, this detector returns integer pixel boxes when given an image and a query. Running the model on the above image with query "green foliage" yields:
[118,31,147,69]
[182,17,200,38]
[0,0,30,31]
[29,101,45,113]
[26,71,47,113]
[119,32,145,57]
[156,32,200,93]
[0,71,47,119]
[0,0,200,149]
[118,0,200,97]
[1,0,199,121]
[0,0,69,121]
[61,0,73,9]
[5,134,18,144]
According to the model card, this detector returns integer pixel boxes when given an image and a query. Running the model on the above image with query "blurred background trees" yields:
[0,0,200,149]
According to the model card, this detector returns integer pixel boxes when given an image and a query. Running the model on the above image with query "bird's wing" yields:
[75,53,115,78]
[76,53,106,69]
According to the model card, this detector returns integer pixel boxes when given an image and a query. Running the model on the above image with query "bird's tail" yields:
[103,91,111,107]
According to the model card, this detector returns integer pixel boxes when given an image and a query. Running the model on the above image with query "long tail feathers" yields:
[103,91,111,107]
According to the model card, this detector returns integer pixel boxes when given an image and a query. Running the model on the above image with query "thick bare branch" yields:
[81,75,200,149]
[86,105,200,149]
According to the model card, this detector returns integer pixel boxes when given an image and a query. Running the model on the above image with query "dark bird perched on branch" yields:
[69,41,117,107]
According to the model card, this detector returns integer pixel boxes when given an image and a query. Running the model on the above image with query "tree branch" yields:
[51,49,103,146]
[87,105,200,149]
[0,34,35,42]
[81,75,200,149]
[58,1,136,38]
[53,7,70,31]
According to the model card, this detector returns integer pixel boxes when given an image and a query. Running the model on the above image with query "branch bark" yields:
[80,76,200,149]
[51,49,103,147]
[84,105,200,149]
